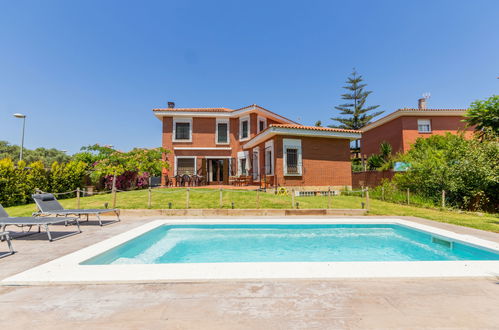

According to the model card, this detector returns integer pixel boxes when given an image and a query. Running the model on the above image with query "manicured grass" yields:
[4,188,499,232]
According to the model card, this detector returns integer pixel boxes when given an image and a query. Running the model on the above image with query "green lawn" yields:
[4,188,499,232]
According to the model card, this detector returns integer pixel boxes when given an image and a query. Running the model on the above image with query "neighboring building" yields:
[153,103,361,190]
[360,98,474,157]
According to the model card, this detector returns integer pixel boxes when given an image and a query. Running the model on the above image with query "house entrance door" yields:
[208,159,229,184]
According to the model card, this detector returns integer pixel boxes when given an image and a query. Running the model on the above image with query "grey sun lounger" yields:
[0,204,81,242]
[32,193,120,226]
[0,231,14,258]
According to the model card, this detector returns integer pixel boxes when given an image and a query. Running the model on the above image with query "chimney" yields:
[418,98,426,110]
[167,101,175,109]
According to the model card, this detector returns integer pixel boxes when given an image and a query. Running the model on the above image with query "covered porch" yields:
[164,153,275,189]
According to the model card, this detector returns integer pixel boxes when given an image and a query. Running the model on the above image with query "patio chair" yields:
[0,204,81,242]
[182,174,191,187]
[191,174,205,186]
[164,175,173,187]
[174,174,183,187]
[32,193,120,226]
[0,231,14,258]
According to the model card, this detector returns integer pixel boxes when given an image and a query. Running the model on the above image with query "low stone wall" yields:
[110,208,367,217]
[352,170,395,188]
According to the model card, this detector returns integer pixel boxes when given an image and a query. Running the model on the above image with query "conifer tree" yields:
[330,70,383,150]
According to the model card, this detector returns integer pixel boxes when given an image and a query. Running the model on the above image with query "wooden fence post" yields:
[327,186,332,209]
[365,187,370,211]
[148,187,152,208]
[186,188,190,209]
[406,188,410,205]
[112,175,117,208]
[76,188,81,209]
[291,189,295,209]
[219,188,223,208]
[441,190,446,208]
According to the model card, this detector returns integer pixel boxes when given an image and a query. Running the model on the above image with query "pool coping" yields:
[2,218,499,285]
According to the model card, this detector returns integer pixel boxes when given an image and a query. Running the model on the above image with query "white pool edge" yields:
[2,218,499,285]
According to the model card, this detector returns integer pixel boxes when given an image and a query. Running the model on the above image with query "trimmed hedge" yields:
[0,158,87,207]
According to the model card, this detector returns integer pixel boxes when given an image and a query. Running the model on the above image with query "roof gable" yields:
[152,104,300,125]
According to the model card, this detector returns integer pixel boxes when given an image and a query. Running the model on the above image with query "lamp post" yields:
[13,113,26,161]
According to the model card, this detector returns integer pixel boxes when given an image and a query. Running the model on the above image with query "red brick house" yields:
[153,103,361,190]
[360,99,473,157]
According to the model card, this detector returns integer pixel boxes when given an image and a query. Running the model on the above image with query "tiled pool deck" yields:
[1,215,498,329]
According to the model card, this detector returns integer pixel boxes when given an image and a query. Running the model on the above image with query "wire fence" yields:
[32,183,458,213]
[34,186,371,210]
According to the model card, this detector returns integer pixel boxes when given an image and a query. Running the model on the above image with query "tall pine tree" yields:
[330,70,383,151]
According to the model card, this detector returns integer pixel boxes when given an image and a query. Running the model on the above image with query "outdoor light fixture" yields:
[13,113,26,161]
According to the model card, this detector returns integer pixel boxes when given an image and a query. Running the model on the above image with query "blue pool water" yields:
[81,224,499,265]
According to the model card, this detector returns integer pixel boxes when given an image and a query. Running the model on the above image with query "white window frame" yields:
[417,119,431,133]
[283,138,302,176]
[257,116,267,133]
[174,156,197,175]
[172,117,193,142]
[264,140,274,175]
[239,115,250,141]
[237,151,250,175]
[252,147,260,180]
[215,118,230,145]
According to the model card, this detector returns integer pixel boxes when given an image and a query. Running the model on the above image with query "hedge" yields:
[0,158,87,207]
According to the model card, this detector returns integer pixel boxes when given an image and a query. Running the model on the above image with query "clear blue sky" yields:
[1,0,498,154]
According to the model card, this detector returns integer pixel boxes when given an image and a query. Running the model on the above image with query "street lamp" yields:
[13,113,26,161]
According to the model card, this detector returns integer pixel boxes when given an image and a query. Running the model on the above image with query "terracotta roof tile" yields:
[398,108,468,112]
[269,124,361,134]
[152,107,233,112]
[152,104,300,125]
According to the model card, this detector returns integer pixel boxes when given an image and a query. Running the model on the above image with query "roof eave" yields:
[152,105,301,125]
[361,109,468,132]
[243,127,361,149]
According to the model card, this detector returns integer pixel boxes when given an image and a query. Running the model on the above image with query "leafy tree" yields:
[72,144,116,165]
[0,141,70,167]
[330,70,383,150]
[464,95,499,139]
[89,146,169,186]
[315,120,322,127]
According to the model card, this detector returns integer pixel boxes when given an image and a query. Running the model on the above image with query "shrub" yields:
[393,134,498,211]
[0,158,86,207]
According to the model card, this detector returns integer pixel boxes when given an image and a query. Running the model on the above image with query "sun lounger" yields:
[32,193,120,226]
[0,231,14,258]
[0,204,81,242]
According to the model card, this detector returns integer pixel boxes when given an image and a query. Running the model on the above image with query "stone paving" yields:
[1,215,498,329]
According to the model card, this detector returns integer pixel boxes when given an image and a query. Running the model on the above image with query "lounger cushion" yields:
[32,193,64,212]
[34,193,56,201]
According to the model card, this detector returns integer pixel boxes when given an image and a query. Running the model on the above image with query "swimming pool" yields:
[3,218,499,284]
[82,224,499,265]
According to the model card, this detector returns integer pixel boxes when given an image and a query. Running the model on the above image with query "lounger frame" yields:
[32,193,120,226]
[0,231,14,258]
[0,217,81,242]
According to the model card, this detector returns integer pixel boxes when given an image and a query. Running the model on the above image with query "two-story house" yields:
[153,103,361,190]
[360,98,474,157]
